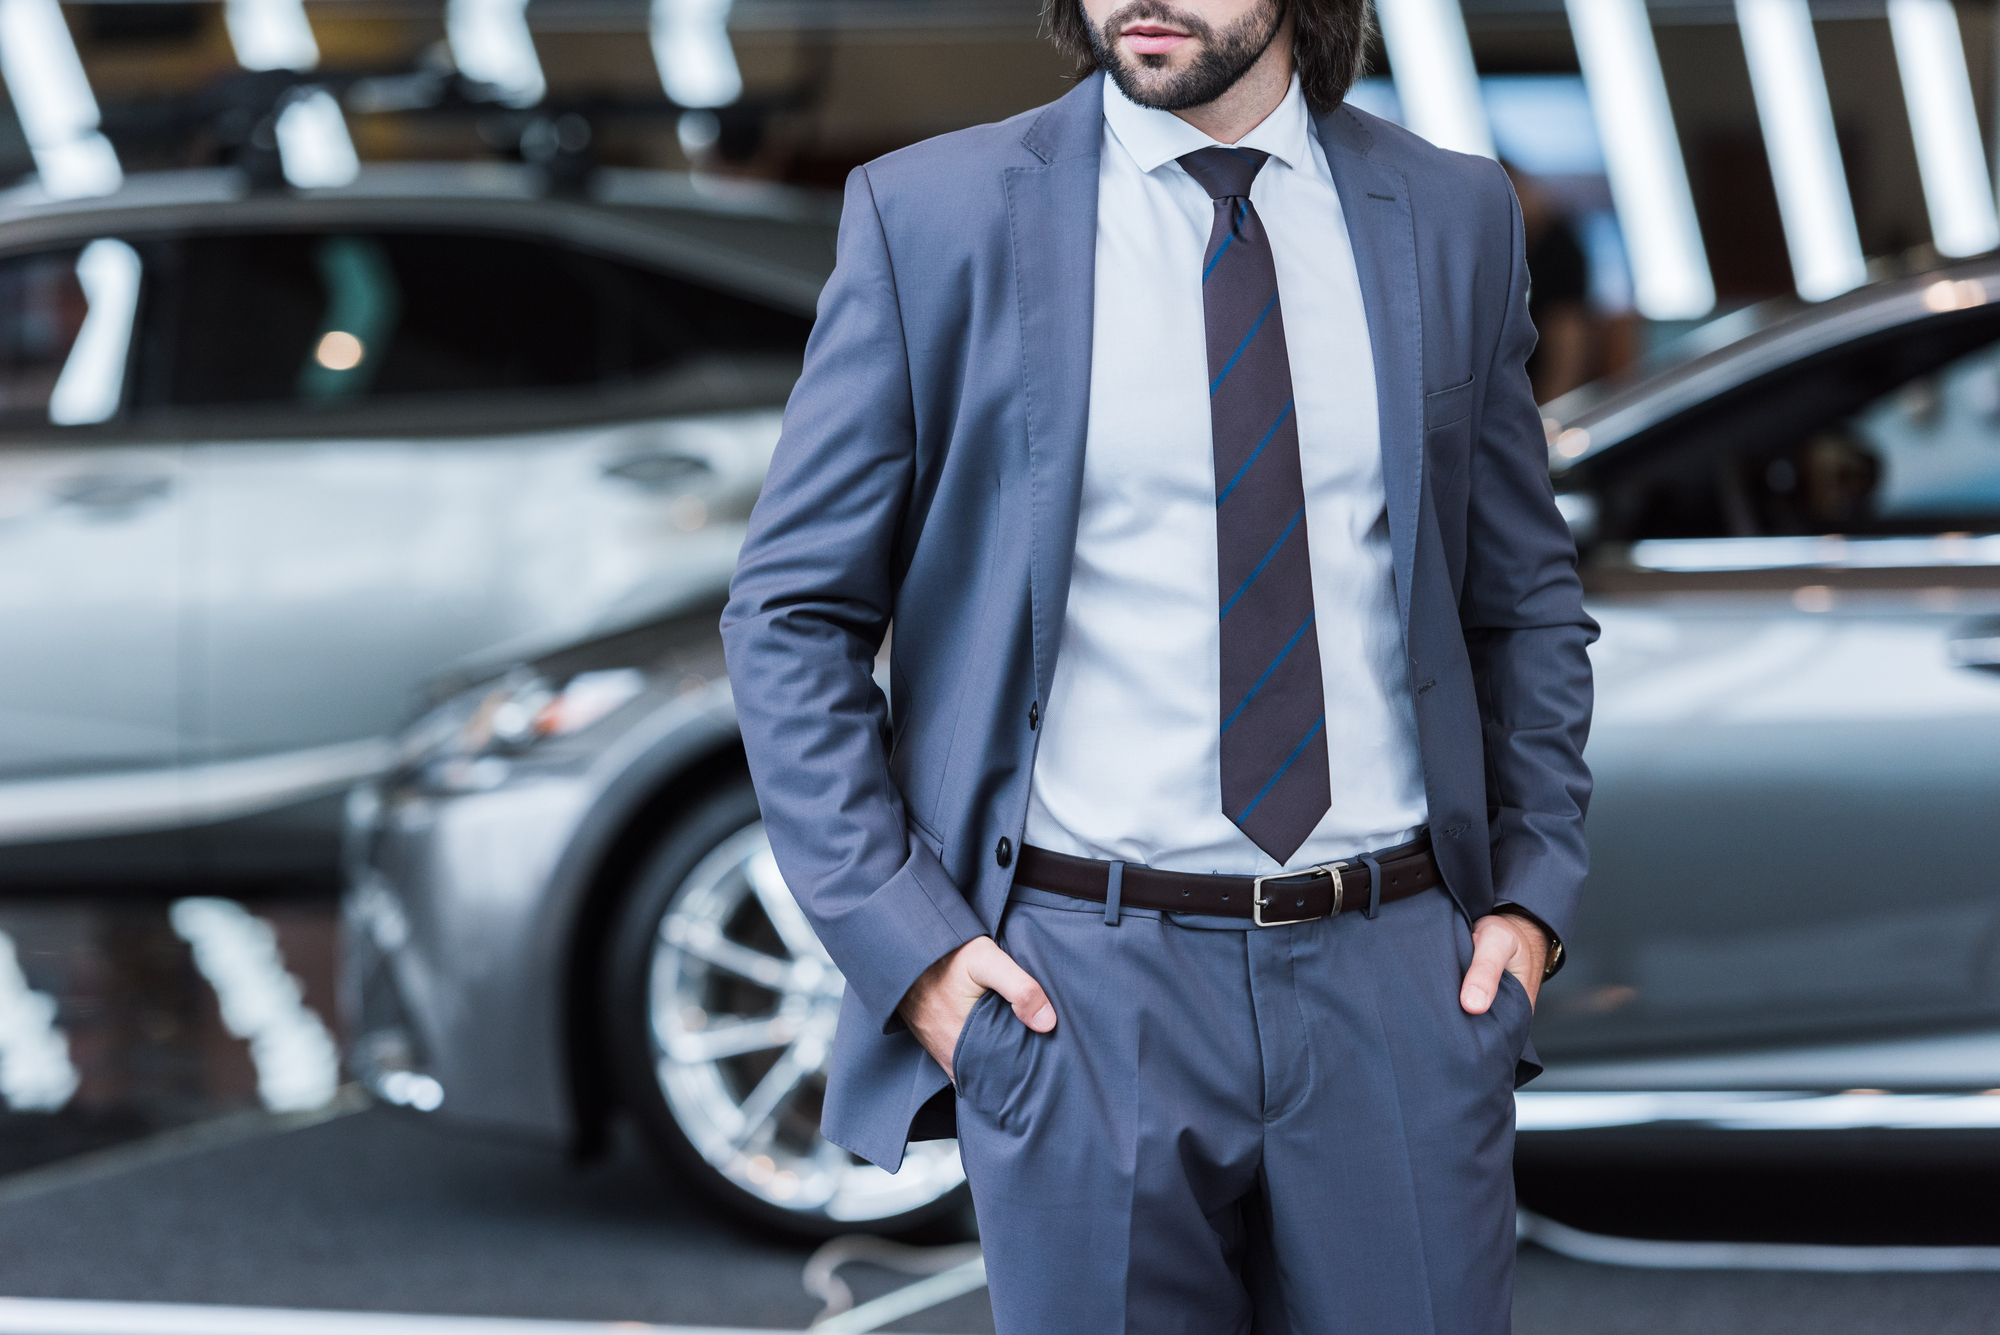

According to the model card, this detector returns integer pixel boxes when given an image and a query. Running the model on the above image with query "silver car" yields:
[345,257,2000,1238]
[0,165,829,889]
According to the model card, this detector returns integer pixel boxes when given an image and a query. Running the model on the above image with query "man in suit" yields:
[721,0,1595,1323]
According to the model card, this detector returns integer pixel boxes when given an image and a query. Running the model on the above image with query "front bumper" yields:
[341,771,593,1141]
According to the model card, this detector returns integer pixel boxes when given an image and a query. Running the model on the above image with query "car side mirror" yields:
[1555,491,1599,550]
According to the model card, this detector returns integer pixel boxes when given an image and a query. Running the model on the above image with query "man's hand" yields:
[1459,913,1549,1015]
[898,936,1056,1081]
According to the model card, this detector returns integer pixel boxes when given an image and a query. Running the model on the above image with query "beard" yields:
[1087,0,1287,112]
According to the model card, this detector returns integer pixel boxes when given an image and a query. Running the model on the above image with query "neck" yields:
[1171,13,1296,144]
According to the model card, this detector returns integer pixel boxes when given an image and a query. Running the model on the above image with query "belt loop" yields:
[1104,861,1124,926]
[1361,855,1384,920]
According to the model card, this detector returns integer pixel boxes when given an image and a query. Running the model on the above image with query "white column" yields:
[0,0,121,199]
[1735,0,1867,300]
[1373,0,1494,158]
[1887,0,1999,257]
[1566,0,1715,318]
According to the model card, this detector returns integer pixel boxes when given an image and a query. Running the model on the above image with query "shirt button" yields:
[995,837,1013,868]
[1028,702,1039,730]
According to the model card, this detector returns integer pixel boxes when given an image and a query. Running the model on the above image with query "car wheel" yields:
[605,778,969,1237]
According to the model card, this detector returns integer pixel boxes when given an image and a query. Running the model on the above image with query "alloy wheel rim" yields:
[647,822,964,1221]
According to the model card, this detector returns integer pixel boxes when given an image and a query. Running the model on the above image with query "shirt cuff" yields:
[1492,901,1566,980]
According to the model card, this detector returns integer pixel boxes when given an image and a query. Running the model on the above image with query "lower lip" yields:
[1124,30,1189,54]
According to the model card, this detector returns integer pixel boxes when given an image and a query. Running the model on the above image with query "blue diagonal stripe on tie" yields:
[1236,714,1327,824]
[1209,292,1280,395]
[1203,228,1236,282]
[1220,611,1315,734]
[1219,506,1304,620]
[1216,398,1295,505]
[1204,202,1253,278]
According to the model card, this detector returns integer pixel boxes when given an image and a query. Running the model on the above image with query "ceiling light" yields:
[1373,0,1494,157]
[1886,0,1999,258]
[1565,0,1715,319]
[448,0,545,108]
[275,90,360,189]
[1735,0,1867,300]
[651,0,742,109]
[0,0,121,199]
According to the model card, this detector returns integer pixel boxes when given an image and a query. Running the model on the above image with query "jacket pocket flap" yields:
[1424,376,1476,430]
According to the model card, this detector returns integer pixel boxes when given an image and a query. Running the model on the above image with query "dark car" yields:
[343,259,2000,1237]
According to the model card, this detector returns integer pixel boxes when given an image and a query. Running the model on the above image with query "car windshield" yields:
[1586,308,2000,541]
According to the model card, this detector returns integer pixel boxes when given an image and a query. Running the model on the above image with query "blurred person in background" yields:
[1503,160,1594,403]
[722,0,1595,1326]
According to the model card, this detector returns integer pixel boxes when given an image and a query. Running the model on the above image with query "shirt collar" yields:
[1102,70,1311,177]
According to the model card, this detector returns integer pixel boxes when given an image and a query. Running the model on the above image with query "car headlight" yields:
[399,667,649,784]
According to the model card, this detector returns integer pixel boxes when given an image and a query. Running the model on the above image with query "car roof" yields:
[0,164,841,315]
[1545,255,2000,478]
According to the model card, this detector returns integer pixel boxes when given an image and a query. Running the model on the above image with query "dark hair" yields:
[1039,0,1374,112]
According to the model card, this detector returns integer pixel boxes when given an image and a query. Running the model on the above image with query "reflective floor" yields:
[0,898,341,1161]
[2,893,2000,1333]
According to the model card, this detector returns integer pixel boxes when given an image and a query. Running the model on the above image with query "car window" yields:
[0,240,143,430]
[146,230,812,414]
[1598,310,2000,541]
[1851,349,2000,523]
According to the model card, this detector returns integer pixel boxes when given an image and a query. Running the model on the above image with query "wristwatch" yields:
[1493,903,1565,980]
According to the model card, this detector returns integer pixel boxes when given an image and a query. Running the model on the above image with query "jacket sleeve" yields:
[1460,161,1598,945]
[720,166,986,1033]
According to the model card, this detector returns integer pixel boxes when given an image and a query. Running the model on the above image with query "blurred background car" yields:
[342,252,2000,1238]
[0,165,830,891]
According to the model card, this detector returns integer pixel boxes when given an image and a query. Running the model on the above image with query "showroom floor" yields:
[3,895,2000,1334]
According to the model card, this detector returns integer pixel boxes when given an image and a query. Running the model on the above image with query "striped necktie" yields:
[1179,145,1330,864]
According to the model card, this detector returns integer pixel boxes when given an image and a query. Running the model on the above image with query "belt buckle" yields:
[1251,862,1346,927]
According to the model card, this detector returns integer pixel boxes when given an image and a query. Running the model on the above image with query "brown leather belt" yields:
[1014,834,1440,926]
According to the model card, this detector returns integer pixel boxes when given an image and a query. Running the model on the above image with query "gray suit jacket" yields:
[721,73,1596,1172]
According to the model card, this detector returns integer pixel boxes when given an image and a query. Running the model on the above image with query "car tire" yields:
[603,777,971,1238]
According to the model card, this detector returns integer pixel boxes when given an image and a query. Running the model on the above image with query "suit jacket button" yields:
[996,837,1013,868]
[1028,702,1039,730]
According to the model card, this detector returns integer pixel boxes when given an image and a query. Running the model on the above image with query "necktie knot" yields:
[1178,146,1269,201]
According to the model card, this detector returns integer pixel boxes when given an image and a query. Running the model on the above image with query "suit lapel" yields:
[1315,107,1423,636]
[1006,75,1104,702]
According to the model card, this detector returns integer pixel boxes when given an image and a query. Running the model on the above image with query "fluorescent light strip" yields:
[0,0,121,199]
[1373,0,1495,158]
[224,0,318,71]
[49,239,141,426]
[219,0,362,188]
[1564,0,1715,319]
[1887,0,1999,258]
[274,89,360,188]
[1734,0,1867,300]
[651,0,742,109]
[448,0,546,108]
